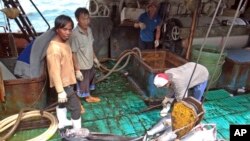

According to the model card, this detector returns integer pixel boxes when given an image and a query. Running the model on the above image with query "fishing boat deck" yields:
[4,70,250,141]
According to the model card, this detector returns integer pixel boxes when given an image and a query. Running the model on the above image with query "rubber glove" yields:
[160,103,170,117]
[94,58,101,68]
[162,97,174,107]
[58,91,67,103]
[75,70,83,81]
[154,40,159,48]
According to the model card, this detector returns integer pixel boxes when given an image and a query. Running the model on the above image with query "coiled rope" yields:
[0,108,58,141]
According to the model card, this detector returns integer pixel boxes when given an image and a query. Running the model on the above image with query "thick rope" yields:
[0,108,58,141]
[95,47,142,83]
[205,0,244,95]
[182,0,222,100]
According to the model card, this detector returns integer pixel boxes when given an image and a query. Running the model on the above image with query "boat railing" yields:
[0,25,7,33]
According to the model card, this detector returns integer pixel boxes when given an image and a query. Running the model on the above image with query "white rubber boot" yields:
[65,117,89,138]
[72,117,81,130]
[56,106,73,129]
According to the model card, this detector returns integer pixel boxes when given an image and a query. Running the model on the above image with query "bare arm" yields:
[93,51,97,60]
[93,49,101,68]
[134,22,145,29]
[155,25,161,41]
[72,52,80,71]
[134,22,140,28]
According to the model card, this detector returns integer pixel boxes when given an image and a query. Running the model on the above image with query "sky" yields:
[0,0,90,32]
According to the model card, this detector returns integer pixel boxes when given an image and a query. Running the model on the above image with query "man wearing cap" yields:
[134,0,161,49]
[154,62,209,117]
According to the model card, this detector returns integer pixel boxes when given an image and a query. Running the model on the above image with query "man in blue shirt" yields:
[134,1,161,49]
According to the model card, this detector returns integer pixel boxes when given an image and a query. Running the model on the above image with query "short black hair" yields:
[75,7,89,19]
[54,14,74,30]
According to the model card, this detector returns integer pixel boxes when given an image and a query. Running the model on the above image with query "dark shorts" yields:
[77,66,95,94]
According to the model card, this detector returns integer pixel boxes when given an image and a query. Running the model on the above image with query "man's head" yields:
[146,0,159,17]
[54,15,74,42]
[147,0,158,8]
[154,73,169,88]
[75,7,90,30]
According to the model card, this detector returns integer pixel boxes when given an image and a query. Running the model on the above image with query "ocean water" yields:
[0,0,89,32]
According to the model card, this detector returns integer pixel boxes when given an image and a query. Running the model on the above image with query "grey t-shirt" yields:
[70,26,94,70]
[165,62,209,101]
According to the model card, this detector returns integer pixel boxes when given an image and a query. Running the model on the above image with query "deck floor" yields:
[4,72,250,141]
